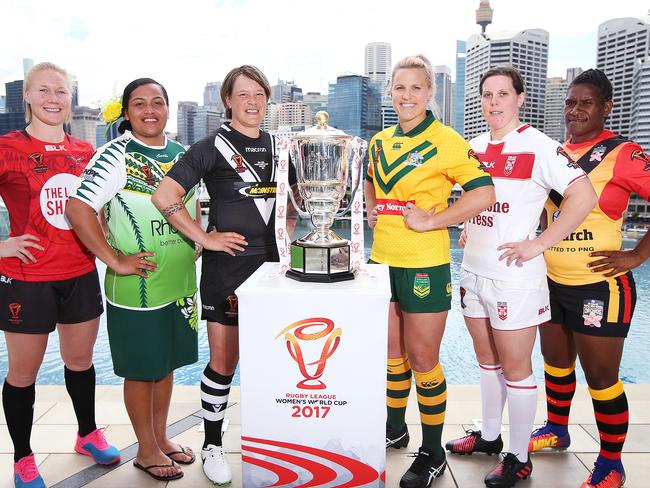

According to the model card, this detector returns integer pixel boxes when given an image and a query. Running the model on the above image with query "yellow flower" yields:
[101,98,123,124]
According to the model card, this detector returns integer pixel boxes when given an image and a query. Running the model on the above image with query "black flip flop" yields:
[165,444,196,465]
[133,460,184,481]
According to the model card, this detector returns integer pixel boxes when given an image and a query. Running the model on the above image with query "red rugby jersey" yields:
[0,130,95,281]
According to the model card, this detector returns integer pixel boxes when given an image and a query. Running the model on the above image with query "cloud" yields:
[65,18,89,41]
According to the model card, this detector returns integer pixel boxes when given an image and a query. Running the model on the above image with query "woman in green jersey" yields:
[66,78,198,482]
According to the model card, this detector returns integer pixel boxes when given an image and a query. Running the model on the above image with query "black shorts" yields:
[548,272,636,338]
[0,269,104,334]
[200,250,277,326]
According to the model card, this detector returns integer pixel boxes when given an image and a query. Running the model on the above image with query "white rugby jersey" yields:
[462,124,586,280]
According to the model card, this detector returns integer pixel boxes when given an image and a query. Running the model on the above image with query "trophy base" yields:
[285,269,355,283]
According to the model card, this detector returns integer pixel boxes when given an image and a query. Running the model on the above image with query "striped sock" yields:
[506,374,537,462]
[590,380,628,463]
[479,363,506,441]
[201,365,233,448]
[414,362,446,456]
[387,357,412,430]
[543,362,575,436]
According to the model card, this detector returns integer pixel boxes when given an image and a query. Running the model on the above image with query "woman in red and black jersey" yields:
[0,62,118,487]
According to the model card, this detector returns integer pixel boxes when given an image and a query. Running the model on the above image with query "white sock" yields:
[479,363,506,441]
[506,374,537,462]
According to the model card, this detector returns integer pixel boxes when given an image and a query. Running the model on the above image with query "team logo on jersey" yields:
[8,303,22,325]
[392,142,403,150]
[373,145,383,165]
[460,287,466,309]
[225,295,238,317]
[28,152,48,173]
[468,149,488,173]
[557,146,579,169]
[404,151,424,167]
[582,299,604,327]
[141,165,155,186]
[497,302,508,320]
[504,155,517,176]
[631,149,650,171]
[590,144,606,162]
[413,273,431,298]
[231,154,247,173]
[446,282,452,297]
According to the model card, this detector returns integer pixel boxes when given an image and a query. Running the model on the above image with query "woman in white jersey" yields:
[407,66,596,488]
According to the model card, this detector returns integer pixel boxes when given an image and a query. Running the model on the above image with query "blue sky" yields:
[1,0,647,130]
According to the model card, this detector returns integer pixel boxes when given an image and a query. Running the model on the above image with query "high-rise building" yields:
[464,29,549,140]
[271,80,302,103]
[177,101,224,145]
[0,80,25,135]
[277,102,311,129]
[365,42,392,95]
[177,101,198,145]
[328,75,381,142]
[433,65,452,125]
[381,103,398,130]
[0,96,5,114]
[631,57,650,151]
[544,77,568,142]
[476,1,493,35]
[70,106,100,148]
[303,92,327,119]
[565,67,583,84]
[22,58,34,77]
[453,40,467,136]
[204,82,224,112]
[597,17,650,138]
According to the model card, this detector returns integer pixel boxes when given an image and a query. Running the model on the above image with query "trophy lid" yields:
[292,111,352,143]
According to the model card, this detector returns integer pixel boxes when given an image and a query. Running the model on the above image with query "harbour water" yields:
[0,219,648,385]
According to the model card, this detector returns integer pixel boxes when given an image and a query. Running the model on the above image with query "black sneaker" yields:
[399,447,446,488]
[387,423,410,449]
[445,430,503,455]
[484,452,533,488]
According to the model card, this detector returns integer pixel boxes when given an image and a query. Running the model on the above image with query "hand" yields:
[588,249,645,277]
[0,234,45,263]
[459,228,467,248]
[497,238,545,267]
[402,202,436,232]
[110,252,157,278]
[203,230,247,256]
[367,206,378,229]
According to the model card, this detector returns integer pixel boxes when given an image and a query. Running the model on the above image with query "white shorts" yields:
[459,268,551,330]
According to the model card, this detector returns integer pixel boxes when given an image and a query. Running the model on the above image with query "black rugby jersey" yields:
[167,123,295,256]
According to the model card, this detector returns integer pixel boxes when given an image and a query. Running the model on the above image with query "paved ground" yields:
[1,384,648,487]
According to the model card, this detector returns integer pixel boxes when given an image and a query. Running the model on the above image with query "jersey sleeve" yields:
[366,137,378,183]
[536,142,587,195]
[613,142,650,201]
[440,133,493,191]
[69,143,127,213]
[166,138,213,193]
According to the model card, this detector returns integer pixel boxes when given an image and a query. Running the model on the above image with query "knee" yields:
[209,357,238,376]
[583,366,619,391]
[63,354,93,371]
[407,349,438,373]
[6,369,38,387]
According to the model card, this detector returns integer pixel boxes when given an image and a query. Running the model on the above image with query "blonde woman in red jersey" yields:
[529,69,650,488]
[0,63,118,488]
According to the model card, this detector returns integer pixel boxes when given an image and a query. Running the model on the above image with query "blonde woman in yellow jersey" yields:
[365,54,495,488]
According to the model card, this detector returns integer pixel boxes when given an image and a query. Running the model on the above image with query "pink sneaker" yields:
[74,429,120,465]
[14,453,46,488]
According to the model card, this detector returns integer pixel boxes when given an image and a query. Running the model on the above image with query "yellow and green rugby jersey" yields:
[366,112,492,268]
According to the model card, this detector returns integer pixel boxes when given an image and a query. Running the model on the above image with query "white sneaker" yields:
[202,444,232,485]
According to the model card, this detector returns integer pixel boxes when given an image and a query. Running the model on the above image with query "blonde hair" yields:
[390,54,439,115]
[23,62,73,123]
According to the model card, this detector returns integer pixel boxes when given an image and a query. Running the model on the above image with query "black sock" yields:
[64,365,97,437]
[3,380,35,462]
[201,365,233,449]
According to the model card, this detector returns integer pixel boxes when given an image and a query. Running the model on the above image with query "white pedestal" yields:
[237,262,390,487]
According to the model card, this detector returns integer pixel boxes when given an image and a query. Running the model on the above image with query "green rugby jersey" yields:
[70,132,197,309]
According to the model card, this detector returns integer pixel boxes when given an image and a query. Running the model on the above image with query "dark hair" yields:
[568,69,613,102]
[220,65,271,119]
[117,78,169,134]
[479,66,526,95]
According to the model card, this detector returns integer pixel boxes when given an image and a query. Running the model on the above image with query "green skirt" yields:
[106,295,199,380]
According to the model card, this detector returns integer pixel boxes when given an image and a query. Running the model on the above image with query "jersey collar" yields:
[393,110,436,138]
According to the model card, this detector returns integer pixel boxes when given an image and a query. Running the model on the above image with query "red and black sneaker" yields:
[387,423,410,449]
[445,430,503,455]
[484,452,533,488]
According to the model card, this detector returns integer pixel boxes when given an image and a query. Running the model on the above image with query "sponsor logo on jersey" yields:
[238,183,276,198]
[0,275,13,285]
[631,149,650,171]
[155,153,169,159]
[563,228,593,242]
[80,168,99,183]
[590,144,606,162]
[28,152,48,173]
[202,304,215,311]
[231,154,246,173]
[504,155,517,176]
[404,151,424,167]
[557,146,579,169]
[8,302,22,325]
[245,147,267,153]
[538,305,550,315]
[446,282,452,296]
[497,301,508,320]
[39,173,77,230]
[44,144,66,152]
[392,142,403,150]
[582,299,604,327]
[413,273,430,298]
[460,287,466,309]
[375,198,414,215]
[254,160,269,170]
[225,295,238,317]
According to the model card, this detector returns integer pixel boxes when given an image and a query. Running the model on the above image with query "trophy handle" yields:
[286,182,311,219]
[335,137,367,218]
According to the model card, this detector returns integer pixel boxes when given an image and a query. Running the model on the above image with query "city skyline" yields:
[2,0,649,133]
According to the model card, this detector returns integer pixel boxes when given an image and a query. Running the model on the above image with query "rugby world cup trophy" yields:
[285,112,366,282]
